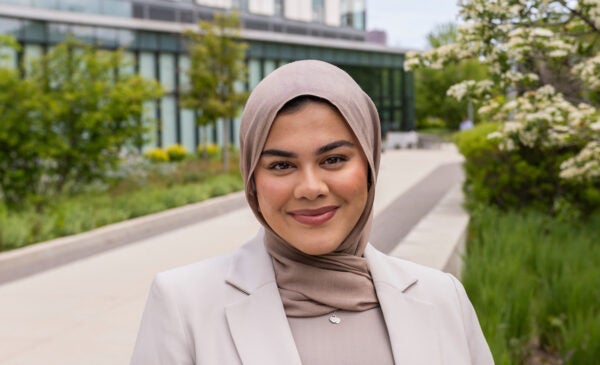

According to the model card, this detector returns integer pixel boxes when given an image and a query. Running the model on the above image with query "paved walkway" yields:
[0,148,464,365]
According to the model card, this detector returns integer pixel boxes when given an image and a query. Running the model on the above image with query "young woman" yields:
[131,60,493,364]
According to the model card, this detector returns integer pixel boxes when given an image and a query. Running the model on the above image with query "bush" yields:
[463,205,600,364]
[145,148,169,163]
[197,143,220,159]
[166,144,188,162]
[455,122,599,214]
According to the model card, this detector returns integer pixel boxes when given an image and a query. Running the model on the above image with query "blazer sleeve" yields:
[447,274,495,365]
[130,274,195,365]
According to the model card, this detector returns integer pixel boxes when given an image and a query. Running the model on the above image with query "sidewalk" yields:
[0,148,465,365]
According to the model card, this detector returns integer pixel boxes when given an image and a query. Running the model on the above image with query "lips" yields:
[288,206,338,226]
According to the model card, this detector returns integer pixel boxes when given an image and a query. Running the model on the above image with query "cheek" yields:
[254,174,289,212]
[332,164,369,201]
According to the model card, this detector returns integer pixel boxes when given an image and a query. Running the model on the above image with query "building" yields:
[0,0,414,152]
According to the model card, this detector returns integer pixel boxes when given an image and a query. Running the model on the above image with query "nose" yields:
[293,167,328,200]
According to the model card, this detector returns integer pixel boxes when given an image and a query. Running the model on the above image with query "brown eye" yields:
[268,161,294,170]
[322,156,347,166]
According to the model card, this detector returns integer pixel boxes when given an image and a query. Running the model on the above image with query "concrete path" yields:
[0,148,464,365]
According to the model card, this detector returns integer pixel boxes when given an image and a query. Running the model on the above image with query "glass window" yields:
[248,58,261,89]
[160,96,177,147]
[71,25,95,43]
[22,20,46,42]
[0,17,21,37]
[47,23,68,43]
[159,53,175,93]
[101,0,132,17]
[117,29,135,48]
[232,0,249,12]
[139,52,156,80]
[180,108,196,152]
[178,55,190,92]
[58,0,100,13]
[32,0,57,9]
[23,43,43,76]
[274,0,284,17]
[0,46,17,69]
[142,100,158,150]
[159,33,178,52]
[96,27,118,47]
[119,51,135,76]
[263,59,276,76]
[137,31,159,51]
[312,0,324,22]
[1,0,33,6]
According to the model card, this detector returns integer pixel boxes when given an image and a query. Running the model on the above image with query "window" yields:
[312,0,324,23]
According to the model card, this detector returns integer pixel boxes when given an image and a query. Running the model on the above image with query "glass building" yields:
[0,0,414,152]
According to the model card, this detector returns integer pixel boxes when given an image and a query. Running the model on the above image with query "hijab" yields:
[239,60,382,317]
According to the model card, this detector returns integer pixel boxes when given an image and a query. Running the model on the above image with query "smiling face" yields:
[253,100,369,255]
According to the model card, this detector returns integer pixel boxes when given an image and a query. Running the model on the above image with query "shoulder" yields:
[365,245,466,306]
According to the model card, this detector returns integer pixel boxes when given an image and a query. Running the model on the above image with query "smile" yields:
[288,206,338,226]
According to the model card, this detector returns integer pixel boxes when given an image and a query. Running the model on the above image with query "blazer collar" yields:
[224,236,441,365]
[224,229,302,365]
[365,245,442,364]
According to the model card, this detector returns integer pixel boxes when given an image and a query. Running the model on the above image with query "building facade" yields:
[0,0,414,152]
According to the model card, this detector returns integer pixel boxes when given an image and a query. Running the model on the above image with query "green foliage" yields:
[0,165,243,252]
[0,36,163,208]
[181,12,248,171]
[197,143,220,160]
[145,147,170,163]
[0,65,47,206]
[415,23,490,130]
[166,144,188,162]
[455,122,599,214]
[463,205,600,364]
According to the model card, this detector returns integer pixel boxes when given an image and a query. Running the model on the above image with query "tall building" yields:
[0,0,414,151]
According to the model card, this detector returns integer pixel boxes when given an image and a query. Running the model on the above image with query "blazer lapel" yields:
[365,245,442,365]
[224,230,302,365]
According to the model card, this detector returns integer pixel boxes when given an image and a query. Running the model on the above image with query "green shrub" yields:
[0,172,243,251]
[197,143,220,159]
[166,144,188,162]
[463,205,600,364]
[454,122,598,214]
[144,147,169,163]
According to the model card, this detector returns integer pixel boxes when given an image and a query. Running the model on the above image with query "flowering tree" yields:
[406,0,600,186]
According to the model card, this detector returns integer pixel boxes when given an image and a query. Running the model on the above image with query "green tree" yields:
[0,36,47,207]
[414,23,489,130]
[0,37,163,208]
[181,12,248,172]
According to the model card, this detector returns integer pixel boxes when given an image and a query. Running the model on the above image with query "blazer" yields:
[130,230,494,365]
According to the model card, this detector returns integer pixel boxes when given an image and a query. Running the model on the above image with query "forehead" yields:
[263,101,358,148]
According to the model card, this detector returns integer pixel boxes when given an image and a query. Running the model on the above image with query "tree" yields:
[0,36,163,208]
[406,0,600,189]
[181,12,249,172]
[0,36,47,207]
[415,23,489,130]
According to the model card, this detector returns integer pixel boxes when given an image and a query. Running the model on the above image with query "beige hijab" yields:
[239,60,382,317]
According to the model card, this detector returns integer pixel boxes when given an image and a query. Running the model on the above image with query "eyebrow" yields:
[261,140,355,158]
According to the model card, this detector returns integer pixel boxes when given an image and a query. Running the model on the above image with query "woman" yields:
[131,60,493,364]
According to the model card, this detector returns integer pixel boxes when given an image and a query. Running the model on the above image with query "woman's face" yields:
[254,101,369,255]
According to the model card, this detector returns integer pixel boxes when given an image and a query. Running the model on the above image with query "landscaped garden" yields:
[0,147,243,252]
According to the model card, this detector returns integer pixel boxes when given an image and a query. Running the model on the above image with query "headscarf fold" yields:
[239,60,382,317]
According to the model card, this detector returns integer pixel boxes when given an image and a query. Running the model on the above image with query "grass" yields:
[462,205,600,364]
[0,156,244,252]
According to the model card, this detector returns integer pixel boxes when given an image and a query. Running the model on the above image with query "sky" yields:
[367,0,461,50]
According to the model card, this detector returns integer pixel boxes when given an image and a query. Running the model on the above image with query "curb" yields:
[0,191,247,284]
[389,182,468,278]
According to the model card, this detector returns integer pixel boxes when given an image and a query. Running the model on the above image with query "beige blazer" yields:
[130,230,494,365]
